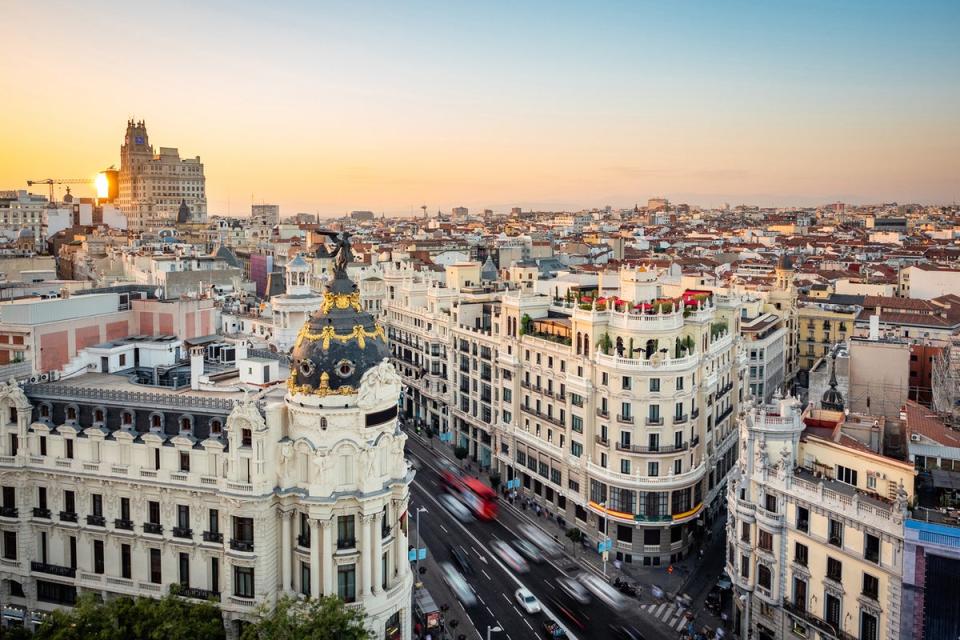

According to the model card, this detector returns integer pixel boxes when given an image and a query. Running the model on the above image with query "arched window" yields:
[94,408,105,424]
[616,337,624,356]
[576,332,582,355]
[645,339,656,358]
[39,404,50,419]
[210,419,222,435]
[122,411,133,426]
[151,414,162,430]
[180,416,192,432]
[66,406,77,422]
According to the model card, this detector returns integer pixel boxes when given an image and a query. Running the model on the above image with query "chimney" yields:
[869,314,880,341]
[190,346,205,390]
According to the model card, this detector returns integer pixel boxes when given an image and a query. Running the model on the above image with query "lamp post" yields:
[486,625,503,640]
[600,501,610,577]
[415,506,428,578]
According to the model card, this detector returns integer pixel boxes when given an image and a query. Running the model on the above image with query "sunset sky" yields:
[2,1,958,216]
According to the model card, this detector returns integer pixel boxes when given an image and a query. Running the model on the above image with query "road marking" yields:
[655,603,667,618]
[675,616,688,631]
[477,595,485,605]
[440,524,448,533]
[502,592,511,604]
[482,569,492,580]
[486,606,494,616]
[544,581,555,590]
[523,618,533,630]
[512,605,522,616]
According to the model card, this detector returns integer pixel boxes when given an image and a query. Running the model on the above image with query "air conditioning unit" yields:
[910,433,921,443]
[39,373,49,382]
[28,375,40,383]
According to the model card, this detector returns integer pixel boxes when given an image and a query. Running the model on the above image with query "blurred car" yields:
[557,576,591,605]
[490,540,529,573]
[577,571,628,610]
[542,620,568,639]
[548,597,587,631]
[706,585,722,613]
[609,624,646,640]
[438,494,475,523]
[518,523,564,557]
[515,588,541,614]
[512,539,544,563]
[439,562,477,607]
[716,571,732,591]
[449,544,474,576]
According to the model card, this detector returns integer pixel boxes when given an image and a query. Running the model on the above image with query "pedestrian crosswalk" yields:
[642,602,693,632]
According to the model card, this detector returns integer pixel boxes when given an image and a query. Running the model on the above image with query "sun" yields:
[94,172,109,198]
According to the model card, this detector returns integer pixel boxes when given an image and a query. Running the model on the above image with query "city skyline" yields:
[2,1,959,215]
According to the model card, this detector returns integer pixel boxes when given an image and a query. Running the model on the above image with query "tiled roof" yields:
[904,401,960,447]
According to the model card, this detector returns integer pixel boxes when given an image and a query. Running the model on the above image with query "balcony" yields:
[297,533,311,548]
[32,507,51,519]
[596,409,609,419]
[594,436,610,447]
[230,539,255,552]
[382,524,393,538]
[716,406,733,425]
[691,408,700,419]
[175,586,221,602]
[31,561,76,578]
[59,511,78,523]
[202,531,224,543]
[645,417,664,426]
[0,506,18,518]
[115,518,134,531]
[86,515,106,527]
[616,414,635,424]
[337,538,356,550]
[173,527,193,539]
[673,414,688,424]
[143,522,163,535]
[782,598,855,640]
[616,442,688,454]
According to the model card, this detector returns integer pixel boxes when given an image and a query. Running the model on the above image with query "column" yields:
[360,514,373,597]
[321,519,334,596]
[394,513,407,579]
[372,512,383,593]
[310,519,321,598]
[281,511,292,594]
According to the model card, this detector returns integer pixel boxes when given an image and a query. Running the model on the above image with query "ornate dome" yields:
[288,232,388,397]
[821,355,845,412]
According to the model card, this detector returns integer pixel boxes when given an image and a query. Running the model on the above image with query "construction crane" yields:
[26,178,93,206]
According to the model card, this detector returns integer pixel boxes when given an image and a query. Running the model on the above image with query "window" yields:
[827,557,842,581]
[3,530,16,560]
[64,490,75,514]
[740,554,750,579]
[861,611,878,640]
[179,552,190,586]
[764,493,777,513]
[757,564,771,589]
[836,464,858,486]
[571,415,583,433]
[234,566,254,598]
[301,561,311,596]
[39,436,46,456]
[644,529,660,546]
[741,522,751,543]
[148,501,160,524]
[864,533,880,564]
[758,530,773,552]
[179,452,190,472]
[862,573,879,599]
[234,517,254,543]
[121,544,132,579]
[649,378,660,392]
[338,565,356,603]
[676,376,684,390]
[91,494,103,517]
[570,441,583,458]
[796,505,809,532]
[210,419,222,435]
[825,593,841,627]
[93,540,104,574]
[149,548,162,584]
[177,505,190,530]
[622,376,632,390]
[337,515,355,547]
[828,519,843,547]
[793,577,807,608]
[648,405,660,422]
[795,542,808,566]
[620,459,631,474]
[648,461,659,477]
[65,439,74,459]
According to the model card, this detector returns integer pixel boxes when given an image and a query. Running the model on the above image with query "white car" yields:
[515,587,541,614]
[577,571,628,611]
[439,562,477,607]
[438,494,475,523]
[557,576,591,605]
[518,523,564,557]
[491,540,530,573]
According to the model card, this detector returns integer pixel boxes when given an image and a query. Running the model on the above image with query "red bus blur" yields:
[438,462,498,520]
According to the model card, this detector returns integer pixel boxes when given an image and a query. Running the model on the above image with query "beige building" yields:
[727,394,914,640]
[118,120,207,232]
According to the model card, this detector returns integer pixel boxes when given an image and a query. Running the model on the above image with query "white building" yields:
[118,120,207,232]
[0,246,413,638]
[0,191,48,246]
[269,254,322,352]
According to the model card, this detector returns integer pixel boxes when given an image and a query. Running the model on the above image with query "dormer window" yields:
[40,404,50,419]
[180,417,192,432]
[122,411,133,426]
[66,407,77,422]
[151,414,162,430]
[8,407,16,424]
[93,409,105,424]
[241,429,252,447]
[210,420,222,435]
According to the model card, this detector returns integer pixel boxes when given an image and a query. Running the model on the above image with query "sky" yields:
[2,0,959,216]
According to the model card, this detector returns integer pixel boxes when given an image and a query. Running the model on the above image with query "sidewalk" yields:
[405,428,718,600]
[413,543,479,640]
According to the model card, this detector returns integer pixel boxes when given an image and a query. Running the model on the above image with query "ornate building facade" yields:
[0,240,413,638]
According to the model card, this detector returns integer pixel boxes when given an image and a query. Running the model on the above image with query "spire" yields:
[821,352,845,411]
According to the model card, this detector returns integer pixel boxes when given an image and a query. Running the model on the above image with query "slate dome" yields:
[288,232,388,396]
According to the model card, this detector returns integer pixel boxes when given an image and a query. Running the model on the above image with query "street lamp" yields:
[600,501,610,577]
[415,506,428,577]
[486,625,503,640]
